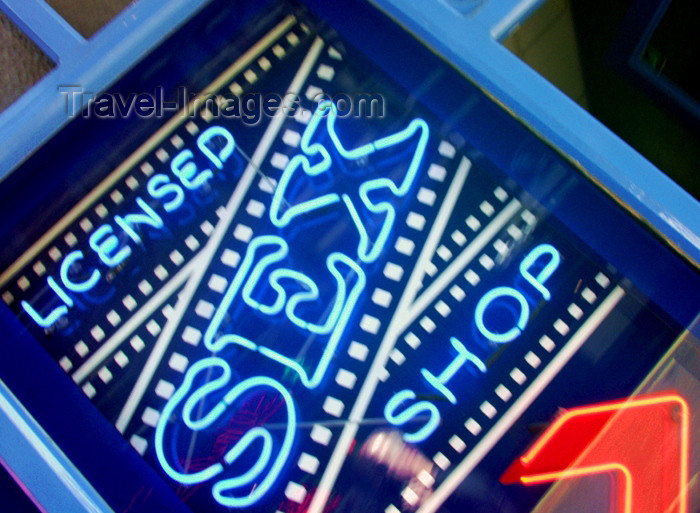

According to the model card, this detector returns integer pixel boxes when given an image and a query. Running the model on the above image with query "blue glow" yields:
[269,100,429,263]
[171,149,213,190]
[20,299,68,328]
[383,389,441,443]
[114,197,163,244]
[420,337,486,404]
[155,358,227,485]
[47,276,73,308]
[181,360,232,431]
[239,238,354,335]
[240,237,291,316]
[519,244,561,300]
[154,358,296,507]
[254,251,363,386]
[146,174,185,212]
[475,286,530,343]
[213,427,272,489]
[212,334,258,351]
[279,267,324,332]
[204,237,273,354]
[197,126,236,170]
[341,193,393,263]
[204,234,366,389]
[88,225,131,267]
[59,251,101,293]
[269,103,336,228]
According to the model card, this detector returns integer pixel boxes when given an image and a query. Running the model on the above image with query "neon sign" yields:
[165,99,430,504]
[204,235,365,388]
[3,7,694,513]
[420,337,487,405]
[205,101,429,388]
[154,357,297,508]
[20,126,236,328]
[501,393,690,513]
[383,243,561,442]
[270,101,429,263]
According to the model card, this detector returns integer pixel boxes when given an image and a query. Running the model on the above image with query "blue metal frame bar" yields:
[0,379,114,513]
[372,0,700,265]
[0,0,213,178]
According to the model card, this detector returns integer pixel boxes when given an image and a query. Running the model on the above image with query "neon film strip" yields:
[120,97,463,512]
[369,185,627,513]
[0,16,314,423]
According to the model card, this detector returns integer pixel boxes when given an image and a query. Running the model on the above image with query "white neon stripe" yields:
[71,256,198,384]
[114,37,326,434]
[306,157,471,513]
[417,285,625,513]
[407,157,471,304]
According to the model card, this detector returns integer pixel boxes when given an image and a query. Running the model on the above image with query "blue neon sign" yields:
[421,337,487,405]
[20,126,236,328]
[383,243,561,442]
[151,100,431,504]
[270,101,429,263]
[203,235,366,388]
[154,357,296,508]
[205,101,429,388]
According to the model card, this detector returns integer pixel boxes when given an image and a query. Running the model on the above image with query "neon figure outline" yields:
[203,235,366,389]
[205,101,429,388]
[269,100,430,263]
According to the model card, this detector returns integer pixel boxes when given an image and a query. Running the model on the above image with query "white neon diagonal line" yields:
[417,285,626,513]
[401,198,521,332]
[71,255,199,384]
[401,157,471,311]
[0,15,297,289]
[306,156,472,513]
[114,37,326,434]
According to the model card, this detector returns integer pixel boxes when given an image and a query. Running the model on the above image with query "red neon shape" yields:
[500,392,690,513]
